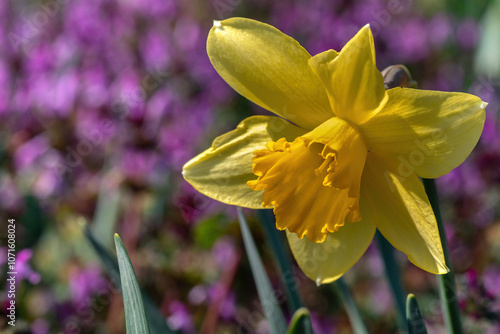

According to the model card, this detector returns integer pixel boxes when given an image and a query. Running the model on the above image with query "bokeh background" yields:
[1,0,499,333]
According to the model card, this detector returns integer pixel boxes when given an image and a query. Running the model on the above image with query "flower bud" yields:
[381,65,417,89]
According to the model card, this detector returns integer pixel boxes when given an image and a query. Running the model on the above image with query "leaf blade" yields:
[286,307,314,334]
[114,234,151,334]
[237,208,287,334]
[83,224,176,333]
[406,294,428,334]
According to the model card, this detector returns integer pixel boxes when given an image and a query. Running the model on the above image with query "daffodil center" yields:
[247,117,368,243]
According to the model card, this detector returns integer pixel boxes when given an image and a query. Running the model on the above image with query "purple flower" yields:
[188,285,208,305]
[63,0,111,46]
[456,19,479,50]
[0,60,11,116]
[211,237,238,269]
[167,300,195,334]
[31,318,50,334]
[370,281,394,315]
[69,264,108,306]
[0,175,22,211]
[140,28,173,69]
[387,19,429,62]
[121,149,160,183]
[427,13,453,48]
[0,248,41,285]
[483,266,500,298]
[79,65,109,108]
[14,134,51,170]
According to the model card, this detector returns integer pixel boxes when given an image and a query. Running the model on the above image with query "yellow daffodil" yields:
[182,18,486,284]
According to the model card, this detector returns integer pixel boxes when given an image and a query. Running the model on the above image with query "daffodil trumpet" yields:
[182,18,486,284]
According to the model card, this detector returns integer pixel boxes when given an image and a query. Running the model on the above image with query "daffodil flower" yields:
[182,18,486,284]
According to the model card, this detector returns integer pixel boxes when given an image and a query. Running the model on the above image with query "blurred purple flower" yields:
[212,237,238,269]
[207,284,236,320]
[427,13,453,48]
[388,19,429,62]
[0,60,10,116]
[31,318,50,334]
[111,70,146,122]
[456,19,479,50]
[437,163,485,197]
[219,292,236,320]
[483,266,500,298]
[370,281,393,315]
[188,285,208,305]
[479,107,500,152]
[0,175,22,211]
[64,0,111,46]
[0,248,41,285]
[79,65,109,108]
[28,70,79,118]
[310,312,337,334]
[14,134,50,170]
[167,300,195,334]
[121,149,160,182]
[486,324,500,334]
[173,19,202,54]
[69,264,108,306]
[140,28,172,69]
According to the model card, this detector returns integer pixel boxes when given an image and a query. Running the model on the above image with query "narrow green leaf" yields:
[407,294,428,334]
[257,210,303,312]
[114,234,151,334]
[334,278,369,334]
[237,208,288,334]
[286,307,314,334]
[83,224,176,334]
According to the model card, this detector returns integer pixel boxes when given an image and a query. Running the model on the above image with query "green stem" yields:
[335,278,369,334]
[422,178,463,334]
[375,231,408,332]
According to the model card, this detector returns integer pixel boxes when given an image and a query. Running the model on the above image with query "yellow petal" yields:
[182,116,306,208]
[308,25,387,125]
[301,117,368,197]
[361,152,448,274]
[286,211,376,285]
[208,18,332,130]
[248,117,367,242]
[359,88,486,178]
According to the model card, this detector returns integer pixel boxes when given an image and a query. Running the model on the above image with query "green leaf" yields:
[257,210,302,312]
[237,208,287,334]
[286,307,314,334]
[406,294,428,334]
[83,224,176,334]
[114,234,151,334]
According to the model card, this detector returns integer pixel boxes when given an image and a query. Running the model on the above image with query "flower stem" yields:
[422,178,463,334]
